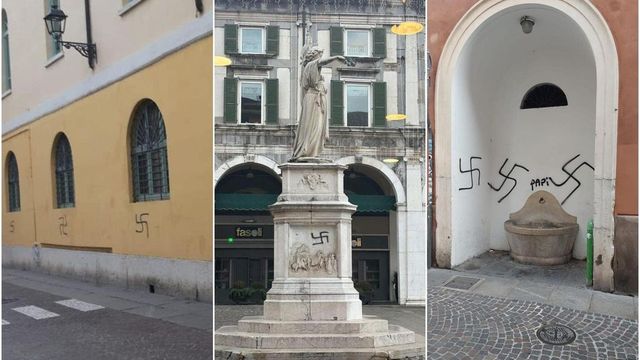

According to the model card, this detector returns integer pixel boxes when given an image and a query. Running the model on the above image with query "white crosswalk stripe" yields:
[12,306,59,320]
[2,319,9,325]
[55,299,104,312]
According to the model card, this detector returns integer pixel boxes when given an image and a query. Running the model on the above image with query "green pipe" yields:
[586,220,594,287]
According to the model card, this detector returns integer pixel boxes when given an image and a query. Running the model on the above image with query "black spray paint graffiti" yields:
[58,215,68,236]
[529,155,594,204]
[550,154,594,205]
[458,156,482,191]
[530,177,553,191]
[488,159,530,203]
[135,213,150,238]
[311,231,330,246]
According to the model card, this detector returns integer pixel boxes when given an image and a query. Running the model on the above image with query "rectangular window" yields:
[239,81,264,124]
[345,84,370,127]
[345,29,370,57]
[46,0,61,59]
[240,27,264,54]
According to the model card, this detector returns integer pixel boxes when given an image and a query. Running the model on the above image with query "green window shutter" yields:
[330,27,343,56]
[372,27,386,58]
[265,79,279,124]
[373,82,387,127]
[331,80,344,126]
[224,24,238,54]
[266,26,279,56]
[224,77,238,123]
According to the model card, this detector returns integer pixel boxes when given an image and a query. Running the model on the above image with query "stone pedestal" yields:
[215,162,422,359]
[265,163,361,321]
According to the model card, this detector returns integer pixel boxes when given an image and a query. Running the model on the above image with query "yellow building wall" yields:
[3,129,37,248]
[2,37,213,261]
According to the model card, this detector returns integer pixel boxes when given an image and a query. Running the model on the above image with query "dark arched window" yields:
[131,99,170,201]
[7,152,20,212]
[520,83,568,109]
[54,133,75,208]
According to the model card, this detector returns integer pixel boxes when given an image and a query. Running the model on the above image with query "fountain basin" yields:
[504,191,578,265]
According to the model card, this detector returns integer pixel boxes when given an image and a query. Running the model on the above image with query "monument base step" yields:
[238,315,388,334]
[216,324,415,349]
[214,334,425,360]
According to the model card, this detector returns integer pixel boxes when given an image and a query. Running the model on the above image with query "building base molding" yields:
[2,245,212,302]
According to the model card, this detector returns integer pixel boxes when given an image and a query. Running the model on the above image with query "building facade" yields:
[214,0,426,305]
[428,0,637,293]
[2,1,214,301]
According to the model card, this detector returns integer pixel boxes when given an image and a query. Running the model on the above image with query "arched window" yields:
[54,133,75,208]
[7,152,20,212]
[2,9,11,94]
[131,99,170,201]
[520,83,568,109]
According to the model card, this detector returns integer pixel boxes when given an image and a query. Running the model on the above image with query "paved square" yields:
[428,287,638,359]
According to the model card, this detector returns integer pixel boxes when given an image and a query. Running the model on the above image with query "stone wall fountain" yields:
[504,190,578,265]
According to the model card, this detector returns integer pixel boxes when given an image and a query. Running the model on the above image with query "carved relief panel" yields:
[288,226,338,277]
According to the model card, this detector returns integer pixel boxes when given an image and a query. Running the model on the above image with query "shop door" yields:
[352,250,390,302]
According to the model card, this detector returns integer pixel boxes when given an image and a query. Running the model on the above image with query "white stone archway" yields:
[434,0,618,291]
[215,155,281,186]
[336,156,424,305]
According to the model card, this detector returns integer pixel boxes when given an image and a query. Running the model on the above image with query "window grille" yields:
[54,134,75,208]
[7,152,20,212]
[131,100,170,201]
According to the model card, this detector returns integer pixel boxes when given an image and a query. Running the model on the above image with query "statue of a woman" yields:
[291,43,349,161]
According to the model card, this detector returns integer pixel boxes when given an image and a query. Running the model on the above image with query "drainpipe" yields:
[586,220,594,287]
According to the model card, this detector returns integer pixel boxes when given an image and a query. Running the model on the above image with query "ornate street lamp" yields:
[44,3,97,69]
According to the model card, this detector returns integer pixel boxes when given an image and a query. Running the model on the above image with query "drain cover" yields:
[443,276,482,290]
[2,298,18,304]
[536,324,576,345]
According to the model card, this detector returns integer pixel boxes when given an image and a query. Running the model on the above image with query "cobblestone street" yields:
[428,287,638,359]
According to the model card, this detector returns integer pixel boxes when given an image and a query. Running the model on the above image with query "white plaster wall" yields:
[450,36,493,266]
[384,33,397,64]
[405,210,426,304]
[317,30,330,54]
[384,71,398,116]
[404,34,420,126]
[451,6,596,266]
[405,161,426,304]
[215,67,226,118]
[215,26,225,55]
[277,68,291,122]
[277,29,291,60]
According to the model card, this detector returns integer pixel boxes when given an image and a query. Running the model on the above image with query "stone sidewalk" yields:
[429,260,638,359]
[428,286,638,359]
[431,251,637,320]
[2,267,213,331]
[429,268,637,320]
